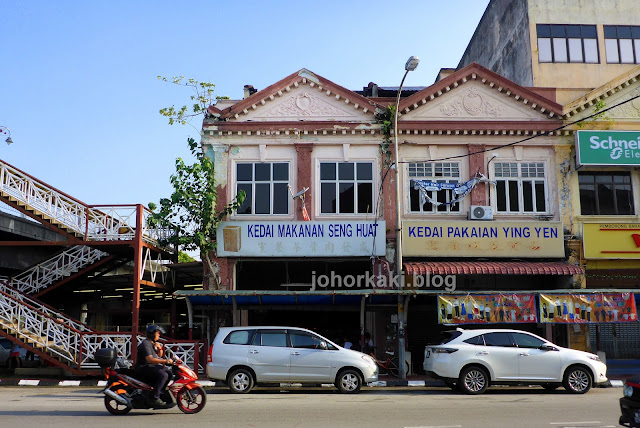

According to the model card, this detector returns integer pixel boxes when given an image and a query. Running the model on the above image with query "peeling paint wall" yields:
[458,0,533,86]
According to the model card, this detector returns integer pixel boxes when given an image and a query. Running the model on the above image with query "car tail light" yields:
[433,348,458,354]
[207,344,214,363]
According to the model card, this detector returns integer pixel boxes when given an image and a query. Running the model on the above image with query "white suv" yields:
[206,326,378,393]
[424,328,607,394]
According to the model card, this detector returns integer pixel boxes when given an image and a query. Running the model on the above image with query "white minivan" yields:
[206,326,378,393]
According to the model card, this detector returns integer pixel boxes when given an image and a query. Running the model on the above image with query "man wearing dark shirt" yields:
[135,325,175,407]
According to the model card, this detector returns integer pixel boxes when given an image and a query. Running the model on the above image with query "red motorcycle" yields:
[95,348,206,415]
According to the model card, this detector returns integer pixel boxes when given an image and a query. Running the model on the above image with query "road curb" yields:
[0,378,623,388]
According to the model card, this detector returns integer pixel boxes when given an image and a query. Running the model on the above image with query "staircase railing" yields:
[9,245,109,295]
[0,288,201,372]
[0,160,172,248]
[0,281,92,333]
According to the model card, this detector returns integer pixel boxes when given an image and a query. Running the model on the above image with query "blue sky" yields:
[1,1,489,207]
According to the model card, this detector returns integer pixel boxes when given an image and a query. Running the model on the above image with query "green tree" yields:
[150,76,244,289]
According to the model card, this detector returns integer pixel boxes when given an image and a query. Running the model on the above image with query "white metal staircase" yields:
[0,159,169,246]
[9,245,111,295]
[0,281,203,374]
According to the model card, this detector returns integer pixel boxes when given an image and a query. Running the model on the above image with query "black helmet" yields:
[146,324,165,339]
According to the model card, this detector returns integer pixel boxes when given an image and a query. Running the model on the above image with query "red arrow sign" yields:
[633,234,640,248]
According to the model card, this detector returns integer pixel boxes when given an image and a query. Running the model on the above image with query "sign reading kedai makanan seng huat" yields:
[576,130,640,166]
[217,221,386,257]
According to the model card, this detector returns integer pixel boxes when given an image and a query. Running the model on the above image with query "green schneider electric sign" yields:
[576,130,640,166]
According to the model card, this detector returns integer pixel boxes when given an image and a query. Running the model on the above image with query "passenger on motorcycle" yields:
[135,325,175,407]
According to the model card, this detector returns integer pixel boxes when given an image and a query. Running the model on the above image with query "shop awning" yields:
[174,289,410,306]
[404,261,583,276]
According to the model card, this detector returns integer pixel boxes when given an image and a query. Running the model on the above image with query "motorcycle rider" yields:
[135,324,175,407]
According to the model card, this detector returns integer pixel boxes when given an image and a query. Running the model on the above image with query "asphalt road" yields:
[0,386,623,428]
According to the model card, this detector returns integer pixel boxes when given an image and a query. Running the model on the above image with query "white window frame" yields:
[316,160,376,217]
[493,161,549,215]
[604,25,640,64]
[233,161,292,216]
[537,24,598,64]
[407,161,462,214]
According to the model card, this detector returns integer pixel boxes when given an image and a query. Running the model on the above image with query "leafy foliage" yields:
[158,76,216,127]
[375,105,395,168]
[148,138,245,269]
[152,76,244,288]
[178,252,196,263]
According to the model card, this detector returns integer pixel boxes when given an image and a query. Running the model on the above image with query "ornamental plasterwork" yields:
[255,91,358,120]
[608,87,640,119]
[439,87,504,117]
[401,82,543,121]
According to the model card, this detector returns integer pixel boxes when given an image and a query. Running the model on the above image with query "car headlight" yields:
[624,384,634,397]
[587,354,601,362]
[361,355,376,366]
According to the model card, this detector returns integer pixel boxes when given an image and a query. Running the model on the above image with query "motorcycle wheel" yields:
[176,386,207,414]
[104,387,132,415]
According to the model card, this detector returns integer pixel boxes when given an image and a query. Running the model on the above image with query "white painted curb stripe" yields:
[58,381,81,386]
[368,381,387,387]
[197,380,216,387]
[408,381,426,387]
[610,380,624,387]
[18,380,40,386]
[97,380,108,387]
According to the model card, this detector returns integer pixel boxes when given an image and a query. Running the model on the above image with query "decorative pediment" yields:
[401,82,547,121]
[216,69,378,123]
[568,78,640,122]
[241,86,370,122]
[564,64,640,120]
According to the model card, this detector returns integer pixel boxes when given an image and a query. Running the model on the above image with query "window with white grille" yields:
[409,162,461,213]
[494,162,548,214]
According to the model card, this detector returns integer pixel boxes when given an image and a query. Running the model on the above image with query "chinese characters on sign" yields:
[539,293,637,323]
[403,221,564,258]
[437,294,537,325]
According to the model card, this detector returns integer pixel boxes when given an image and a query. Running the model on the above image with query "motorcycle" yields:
[94,348,207,415]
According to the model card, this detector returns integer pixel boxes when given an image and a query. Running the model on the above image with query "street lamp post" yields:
[0,127,13,145]
[394,56,419,380]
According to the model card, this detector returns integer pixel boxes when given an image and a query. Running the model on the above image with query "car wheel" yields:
[541,383,559,391]
[336,369,362,394]
[563,366,592,394]
[227,368,254,394]
[458,366,489,395]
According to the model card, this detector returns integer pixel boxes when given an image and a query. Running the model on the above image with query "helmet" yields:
[146,324,165,340]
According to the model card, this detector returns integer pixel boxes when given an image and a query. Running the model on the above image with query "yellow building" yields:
[459,0,640,357]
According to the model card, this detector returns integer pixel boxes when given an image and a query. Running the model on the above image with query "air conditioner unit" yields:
[469,205,493,220]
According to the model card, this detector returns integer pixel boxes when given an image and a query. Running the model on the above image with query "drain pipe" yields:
[185,297,194,340]
[360,295,366,349]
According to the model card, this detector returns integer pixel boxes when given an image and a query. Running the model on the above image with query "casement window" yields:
[579,172,634,215]
[320,162,373,214]
[408,162,461,213]
[604,26,640,64]
[494,162,548,214]
[236,162,290,215]
[537,24,598,64]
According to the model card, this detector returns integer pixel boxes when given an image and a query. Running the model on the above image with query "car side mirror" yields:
[539,344,557,351]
